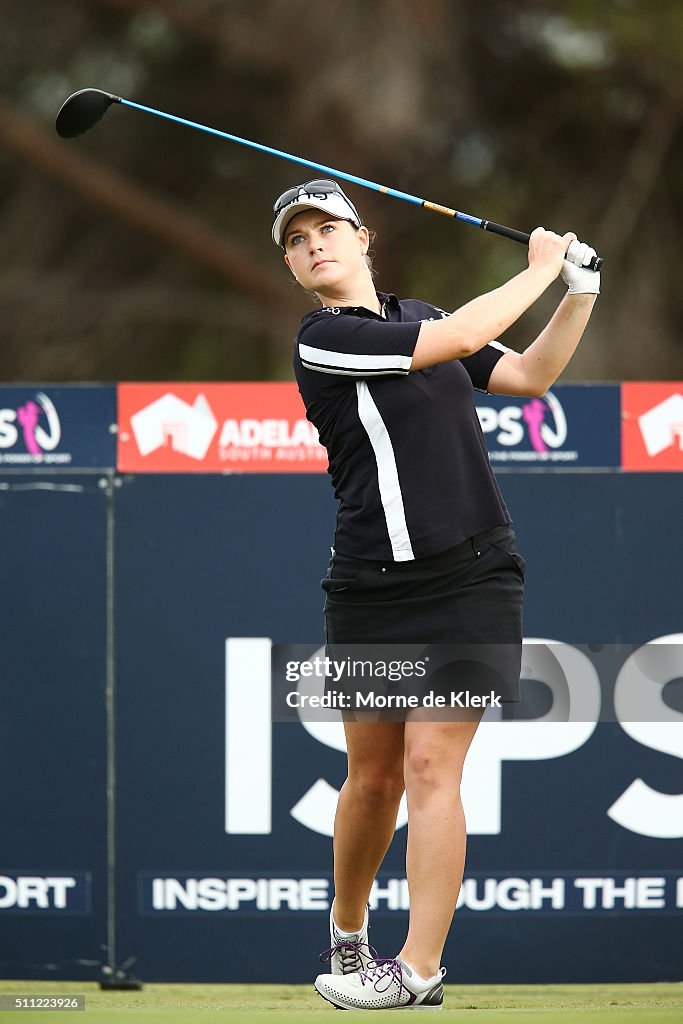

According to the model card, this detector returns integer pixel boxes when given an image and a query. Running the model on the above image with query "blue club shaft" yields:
[116,96,602,269]
[120,98,483,227]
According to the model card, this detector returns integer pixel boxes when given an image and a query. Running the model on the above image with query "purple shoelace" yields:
[319,938,377,972]
[360,957,414,1001]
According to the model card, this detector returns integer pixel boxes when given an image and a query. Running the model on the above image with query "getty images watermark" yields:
[264,641,683,722]
[283,651,501,711]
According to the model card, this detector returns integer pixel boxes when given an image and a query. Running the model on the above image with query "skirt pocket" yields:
[321,567,377,594]
[488,544,526,578]
[480,527,526,578]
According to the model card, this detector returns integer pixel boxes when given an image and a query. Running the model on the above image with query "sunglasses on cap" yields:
[273,179,353,214]
[271,178,363,247]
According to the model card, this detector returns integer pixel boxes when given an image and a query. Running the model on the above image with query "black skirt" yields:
[322,524,525,707]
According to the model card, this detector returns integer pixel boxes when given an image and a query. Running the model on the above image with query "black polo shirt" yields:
[293,292,512,561]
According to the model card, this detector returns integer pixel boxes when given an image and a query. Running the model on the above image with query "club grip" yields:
[482,220,603,271]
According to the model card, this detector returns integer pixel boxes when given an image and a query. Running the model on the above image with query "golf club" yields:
[56,88,603,270]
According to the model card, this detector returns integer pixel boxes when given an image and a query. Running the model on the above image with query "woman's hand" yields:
[561,239,601,294]
[527,227,577,280]
[411,227,585,371]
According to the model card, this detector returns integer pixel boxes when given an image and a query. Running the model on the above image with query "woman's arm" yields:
[410,227,573,371]
[487,239,601,396]
[487,292,597,398]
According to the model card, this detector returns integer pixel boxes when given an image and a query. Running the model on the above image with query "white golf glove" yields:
[561,239,600,294]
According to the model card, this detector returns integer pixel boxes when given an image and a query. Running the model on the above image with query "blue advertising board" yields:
[0,474,109,979]
[110,473,682,984]
[474,384,621,467]
[0,386,116,468]
[0,383,680,987]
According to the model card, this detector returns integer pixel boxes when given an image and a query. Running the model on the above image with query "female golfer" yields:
[272,180,599,1011]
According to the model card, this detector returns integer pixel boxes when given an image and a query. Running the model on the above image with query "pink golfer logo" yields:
[6,393,61,453]
[477,390,568,453]
[521,392,567,452]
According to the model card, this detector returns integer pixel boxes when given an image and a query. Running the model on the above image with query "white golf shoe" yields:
[315,955,447,1011]
[319,903,375,976]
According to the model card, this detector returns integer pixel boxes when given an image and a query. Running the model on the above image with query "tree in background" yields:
[0,0,680,382]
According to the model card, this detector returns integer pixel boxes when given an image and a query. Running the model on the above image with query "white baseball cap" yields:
[272,179,362,247]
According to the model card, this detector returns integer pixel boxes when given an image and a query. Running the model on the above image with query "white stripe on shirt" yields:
[299,342,412,374]
[356,381,414,561]
[300,361,408,377]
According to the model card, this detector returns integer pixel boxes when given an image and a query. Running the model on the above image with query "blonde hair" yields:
[365,227,377,276]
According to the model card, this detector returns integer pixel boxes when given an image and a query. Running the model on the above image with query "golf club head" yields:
[55,88,121,138]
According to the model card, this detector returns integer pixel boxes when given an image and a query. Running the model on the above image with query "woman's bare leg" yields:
[331,717,405,932]
[397,709,483,978]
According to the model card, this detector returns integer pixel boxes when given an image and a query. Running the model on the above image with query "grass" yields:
[0,980,680,1022]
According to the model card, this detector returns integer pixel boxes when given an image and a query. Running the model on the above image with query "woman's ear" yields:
[358,225,370,255]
